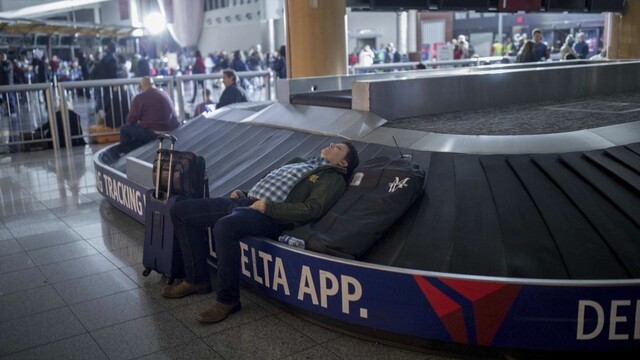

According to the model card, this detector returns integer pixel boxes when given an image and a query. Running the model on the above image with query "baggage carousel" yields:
[93,101,640,357]
[95,60,640,356]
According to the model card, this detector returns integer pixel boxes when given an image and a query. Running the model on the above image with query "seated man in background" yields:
[216,68,248,109]
[194,88,215,115]
[116,76,180,153]
[162,142,359,324]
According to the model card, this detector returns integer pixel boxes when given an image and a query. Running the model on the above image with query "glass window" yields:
[454,12,467,20]
[469,11,481,19]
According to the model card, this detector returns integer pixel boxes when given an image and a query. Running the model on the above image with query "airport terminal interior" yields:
[1,0,640,359]
[3,145,459,359]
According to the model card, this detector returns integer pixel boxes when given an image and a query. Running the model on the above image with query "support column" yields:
[397,11,408,58]
[285,0,347,78]
[606,0,640,59]
[93,6,101,24]
[407,10,417,54]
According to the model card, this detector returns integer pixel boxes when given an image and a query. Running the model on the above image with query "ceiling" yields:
[0,0,134,36]
[0,0,111,19]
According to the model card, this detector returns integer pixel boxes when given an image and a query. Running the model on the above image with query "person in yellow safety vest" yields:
[491,40,503,56]
[503,37,514,56]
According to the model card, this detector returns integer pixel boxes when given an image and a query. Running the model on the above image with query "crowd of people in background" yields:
[0,42,288,122]
[350,42,405,66]
[0,41,290,153]
[509,29,602,62]
[0,42,288,91]
[347,29,605,70]
[1,30,607,90]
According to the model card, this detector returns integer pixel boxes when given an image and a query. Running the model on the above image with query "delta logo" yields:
[413,276,521,346]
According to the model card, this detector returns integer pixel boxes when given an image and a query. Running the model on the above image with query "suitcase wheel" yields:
[142,268,151,277]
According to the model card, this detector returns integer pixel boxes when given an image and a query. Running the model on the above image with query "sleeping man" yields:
[162,142,359,323]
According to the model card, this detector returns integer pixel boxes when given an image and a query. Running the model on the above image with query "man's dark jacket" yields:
[217,83,248,109]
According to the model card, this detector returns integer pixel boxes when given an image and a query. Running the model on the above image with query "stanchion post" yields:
[176,75,186,120]
[56,83,73,150]
[265,71,272,100]
[167,76,175,105]
[45,85,60,150]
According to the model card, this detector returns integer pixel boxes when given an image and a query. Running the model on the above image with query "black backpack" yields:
[34,110,86,148]
[281,156,426,259]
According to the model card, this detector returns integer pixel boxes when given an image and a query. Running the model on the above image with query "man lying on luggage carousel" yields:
[162,142,360,323]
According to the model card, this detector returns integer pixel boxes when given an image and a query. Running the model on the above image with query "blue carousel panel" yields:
[93,117,640,353]
[217,237,640,352]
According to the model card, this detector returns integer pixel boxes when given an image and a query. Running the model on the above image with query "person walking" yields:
[189,50,206,103]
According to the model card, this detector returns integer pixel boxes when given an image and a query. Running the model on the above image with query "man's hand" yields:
[230,190,245,200]
[250,199,266,213]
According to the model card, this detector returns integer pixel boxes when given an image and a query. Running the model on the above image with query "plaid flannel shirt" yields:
[248,157,329,202]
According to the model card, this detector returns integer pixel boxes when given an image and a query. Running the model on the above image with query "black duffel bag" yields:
[280,156,426,259]
[152,134,208,199]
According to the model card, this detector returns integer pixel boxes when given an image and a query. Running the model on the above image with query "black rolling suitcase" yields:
[142,134,207,284]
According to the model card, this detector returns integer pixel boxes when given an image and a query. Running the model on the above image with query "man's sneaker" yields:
[161,281,211,298]
[196,301,241,323]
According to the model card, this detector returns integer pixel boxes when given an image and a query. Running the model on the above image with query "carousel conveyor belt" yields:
[289,90,352,109]
[109,118,640,280]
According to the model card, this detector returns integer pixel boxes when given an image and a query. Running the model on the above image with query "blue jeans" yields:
[170,197,289,304]
[117,125,157,153]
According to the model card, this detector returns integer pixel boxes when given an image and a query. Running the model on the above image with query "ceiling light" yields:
[143,12,166,34]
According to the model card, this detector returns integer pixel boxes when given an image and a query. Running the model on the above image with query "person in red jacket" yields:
[189,50,206,103]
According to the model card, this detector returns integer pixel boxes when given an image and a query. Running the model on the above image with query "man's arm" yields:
[125,97,142,126]
[261,171,346,223]
[217,87,233,109]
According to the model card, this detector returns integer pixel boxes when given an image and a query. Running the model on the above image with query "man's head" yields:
[320,142,359,181]
[107,42,116,54]
[0,53,5,61]
[577,32,586,42]
[532,29,542,43]
[222,68,238,87]
[140,76,154,91]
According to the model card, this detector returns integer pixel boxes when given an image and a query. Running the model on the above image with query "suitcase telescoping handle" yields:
[155,134,178,200]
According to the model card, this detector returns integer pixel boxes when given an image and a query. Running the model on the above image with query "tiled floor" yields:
[0,145,462,360]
